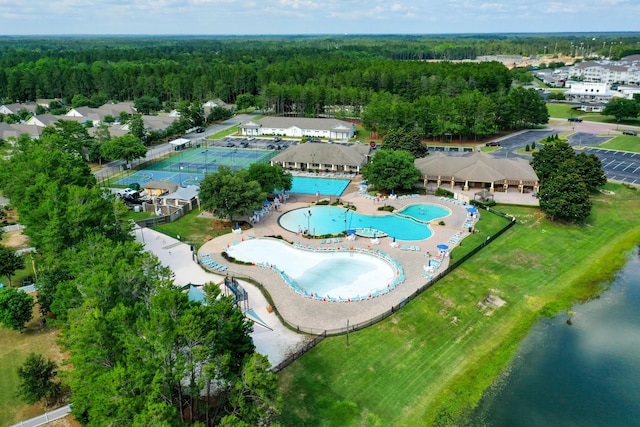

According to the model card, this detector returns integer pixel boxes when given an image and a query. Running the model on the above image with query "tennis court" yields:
[149,147,275,174]
[115,146,276,186]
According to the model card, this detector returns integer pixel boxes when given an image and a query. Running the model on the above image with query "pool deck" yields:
[198,187,476,333]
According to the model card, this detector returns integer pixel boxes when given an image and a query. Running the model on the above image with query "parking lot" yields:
[210,136,296,151]
[491,130,556,159]
[567,132,611,147]
[582,147,640,185]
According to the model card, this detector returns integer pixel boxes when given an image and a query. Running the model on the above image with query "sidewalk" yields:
[135,226,311,366]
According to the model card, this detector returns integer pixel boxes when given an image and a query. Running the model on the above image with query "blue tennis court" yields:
[289,176,350,196]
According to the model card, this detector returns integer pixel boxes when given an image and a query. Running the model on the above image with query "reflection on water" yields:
[473,250,640,427]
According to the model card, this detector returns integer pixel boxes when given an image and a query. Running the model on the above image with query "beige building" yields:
[270,143,370,173]
[415,152,539,194]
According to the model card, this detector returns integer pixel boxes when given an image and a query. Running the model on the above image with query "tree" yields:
[134,95,162,115]
[602,97,640,122]
[246,163,292,194]
[199,167,266,221]
[530,140,575,183]
[0,245,25,286]
[128,113,147,141]
[226,353,282,426]
[381,128,429,158]
[207,106,234,123]
[361,150,422,192]
[235,94,255,111]
[538,173,592,223]
[572,152,607,191]
[177,101,205,127]
[101,133,147,168]
[71,94,92,108]
[42,119,95,160]
[0,287,33,331]
[17,353,61,407]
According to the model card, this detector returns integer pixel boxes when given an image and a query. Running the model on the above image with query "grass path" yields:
[278,183,640,426]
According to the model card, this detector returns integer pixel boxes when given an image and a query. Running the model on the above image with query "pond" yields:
[472,250,640,427]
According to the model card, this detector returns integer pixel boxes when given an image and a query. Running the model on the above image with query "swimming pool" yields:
[288,176,350,196]
[226,238,400,300]
[278,204,450,241]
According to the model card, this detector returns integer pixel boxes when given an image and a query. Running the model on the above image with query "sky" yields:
[0,0,638,35]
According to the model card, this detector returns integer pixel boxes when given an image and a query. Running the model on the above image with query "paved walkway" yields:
[198,185,482,333]
[136,226,311,366]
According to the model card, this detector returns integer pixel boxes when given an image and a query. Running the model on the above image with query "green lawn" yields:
[207,124,240,140]
[0,305,63,426]
[279,183,640,426]
[151,208,233,250]
[546,102,579,119]
[600,135,640,152]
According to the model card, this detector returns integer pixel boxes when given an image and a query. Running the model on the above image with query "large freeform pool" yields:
[226,238,399,300]
[278,204,450,241]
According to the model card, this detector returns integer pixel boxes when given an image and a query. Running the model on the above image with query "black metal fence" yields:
[271,206,516,373]
[135,197,199,228]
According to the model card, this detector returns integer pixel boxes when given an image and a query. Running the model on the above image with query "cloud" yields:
[480,2,505,11]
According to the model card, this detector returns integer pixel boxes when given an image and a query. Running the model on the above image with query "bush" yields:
[435,188,454,198]
[377,205,395,212]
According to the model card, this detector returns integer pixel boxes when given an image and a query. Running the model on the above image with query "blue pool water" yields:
[278,204,450,241]
[288,177,350,196]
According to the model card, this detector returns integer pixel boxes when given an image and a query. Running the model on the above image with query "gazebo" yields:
[474,189,494,203]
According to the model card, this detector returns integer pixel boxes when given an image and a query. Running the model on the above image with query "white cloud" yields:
[480,2,504,11]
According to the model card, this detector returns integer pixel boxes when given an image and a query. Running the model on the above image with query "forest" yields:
[1,34,639,140]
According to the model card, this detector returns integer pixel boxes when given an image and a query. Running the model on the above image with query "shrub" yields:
[377,205,395,212]
[435,188,454,198]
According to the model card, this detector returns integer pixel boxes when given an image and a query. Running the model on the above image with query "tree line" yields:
[0,127,282,425]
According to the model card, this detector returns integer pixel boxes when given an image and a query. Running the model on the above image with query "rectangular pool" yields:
[289,177,350,197]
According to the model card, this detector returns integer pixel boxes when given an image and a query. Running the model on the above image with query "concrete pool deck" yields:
[198,188,476,333]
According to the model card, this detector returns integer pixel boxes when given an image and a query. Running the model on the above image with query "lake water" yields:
[473,250,640,427]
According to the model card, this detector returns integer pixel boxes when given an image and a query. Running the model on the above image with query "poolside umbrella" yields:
[235,222,239,230]
[392,236,396,243]
[467,207,478,214]
[373,232,377,239]
[437,244,449,250]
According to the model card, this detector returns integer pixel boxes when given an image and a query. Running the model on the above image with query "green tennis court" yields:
[147,147,276,174]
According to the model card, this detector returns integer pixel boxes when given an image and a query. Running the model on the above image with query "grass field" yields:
[600,135,640,153]
[151,208,233,249]
[278,182,640,426]
[546,102,580,119]
[0,304,64,426]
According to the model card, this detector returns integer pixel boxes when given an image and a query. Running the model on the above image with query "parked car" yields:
[239,141,249,148]
[274,136,282,142]
[195,127,205,133]
[266,144,276,149]
[485,141,501,146]
[622,130,638,136]
[247,136,256,141]
[226,142,235,147]
[568,117,583,122]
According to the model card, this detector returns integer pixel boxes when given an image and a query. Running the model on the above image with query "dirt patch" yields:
[477,294,507,316]
[42,415,81,427]
[3,230,30,249]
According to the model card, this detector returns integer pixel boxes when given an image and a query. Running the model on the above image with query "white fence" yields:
[10,405,71,427]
